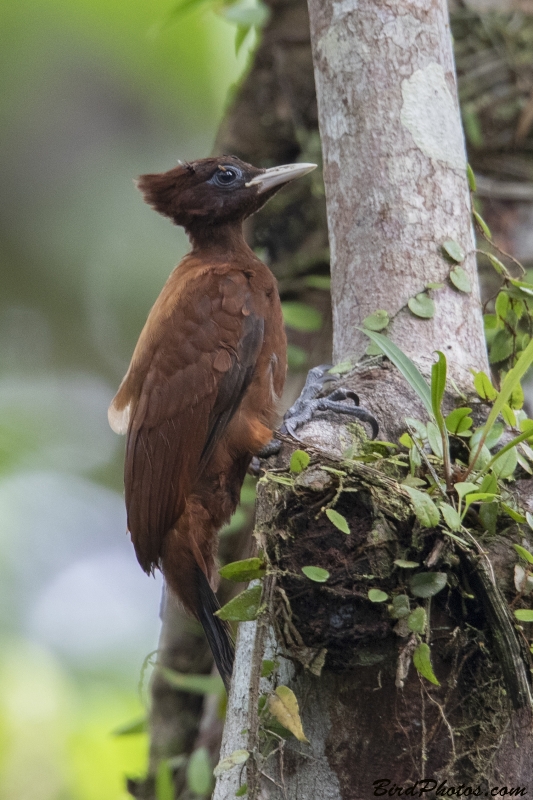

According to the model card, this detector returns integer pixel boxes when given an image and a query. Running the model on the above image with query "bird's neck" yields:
[187,220,252,257]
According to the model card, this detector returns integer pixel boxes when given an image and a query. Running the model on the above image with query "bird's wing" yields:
[110,270,264,573]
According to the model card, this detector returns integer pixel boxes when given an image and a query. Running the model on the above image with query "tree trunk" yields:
[213,2,533,799]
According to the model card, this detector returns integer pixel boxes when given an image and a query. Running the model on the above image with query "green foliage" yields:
[363,309,390,331]
[442,239,465,263]
[281,302,323,332]
[449,266,471,293]
[368,589,388,602]
[216,585,262,621]
[410,572,447,598]
[408,292,435,319]
[161,669,225,695]
[302,566,330,582]
[325,507,350,534]
[413,643,440,685]
[219,557,266,582]
[362,331,433,416]
[187,747,213,796]
[290,449,310,473]
[156,760,174,800]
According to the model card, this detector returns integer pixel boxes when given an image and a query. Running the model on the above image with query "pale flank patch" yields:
[108,400,130,435]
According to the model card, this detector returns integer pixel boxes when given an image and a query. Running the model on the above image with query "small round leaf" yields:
[408,293,435,319]
[442,240,465,263]
[368,589,388,603]
[410,571,447,598]
[302,566,330,583]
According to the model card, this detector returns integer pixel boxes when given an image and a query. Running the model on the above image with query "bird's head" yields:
[136,156,316,233]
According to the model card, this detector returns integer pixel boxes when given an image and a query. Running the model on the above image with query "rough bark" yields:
[213,2,533,799]
[308,0,488,380]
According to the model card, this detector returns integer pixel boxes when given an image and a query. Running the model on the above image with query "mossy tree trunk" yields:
[213,2,533,799]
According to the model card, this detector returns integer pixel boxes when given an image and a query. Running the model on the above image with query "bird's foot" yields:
[248,439,282,475]
[280,364,379,441]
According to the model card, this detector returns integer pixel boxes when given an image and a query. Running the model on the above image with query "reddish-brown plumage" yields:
[109,156,316,689]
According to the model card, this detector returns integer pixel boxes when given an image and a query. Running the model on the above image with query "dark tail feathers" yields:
[197,567,235,693]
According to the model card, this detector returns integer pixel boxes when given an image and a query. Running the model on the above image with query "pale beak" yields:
[245,162,317,194]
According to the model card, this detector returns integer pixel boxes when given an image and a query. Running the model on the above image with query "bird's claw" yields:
[280,365,378,440]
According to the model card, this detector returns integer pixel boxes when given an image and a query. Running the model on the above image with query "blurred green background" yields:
[0,1,249,796]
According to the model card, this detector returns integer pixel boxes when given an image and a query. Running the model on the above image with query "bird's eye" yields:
[211,166,241,188]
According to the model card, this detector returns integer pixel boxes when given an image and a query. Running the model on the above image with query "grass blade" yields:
[363,330,432,417]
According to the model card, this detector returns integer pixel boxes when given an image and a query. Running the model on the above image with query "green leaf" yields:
[440,503,461,531]
[404,486,440,528]
[166,0,212,21]
[486,253,507,275]
[501,503,526,523]
[468,443,491,470]
[368,588,388,602]
[302,566,330,583]
[442,240,465,263]
[399,432,414,448]
[394,559,419,568]
[290,449,310,473]
[234,24,251,54]
[286,344,308,370]
[450,266,471,293]
[261,660,278,678]
[156,760,174,800]
[213,749,250,778]
[408,293,435,319]
[480,473,498,493]
[281,302,322,332]
[480,501,498,534]
[491,446,517,479]
[362,332,432,417]
[473,371,498,402]
[514,544,533,565]
[410,571,447,598]
[431,351,447,421]
[363,309,390,331]
[236,785,248,797]
[485,428,533,480]
[391,594,411,618]
[426,282,445,290]
[326,508,350,534]
[509,278,533,298]
[454,482,479,499]
[221,0,270,27]
[407,607,427,634]
[467,163,477,192]
[514,609,533,622]
[113,716,147,736]
[445,408,473,435]
[366,341,384,356]
[216,585,262,622]
[495,292,510,320]
[219,558,265,583]
[305,275,331,290]
[501,404,517,428]
[406,417,428,440]
[509,381,525,410]
[187,747,213,796]
[329,360,352,375]
[427,421,443,458]
[473,209,492,239]
[490,330,514,364]
[463,493,497,514]
[413,643,440,685]
[161,669,225,696]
